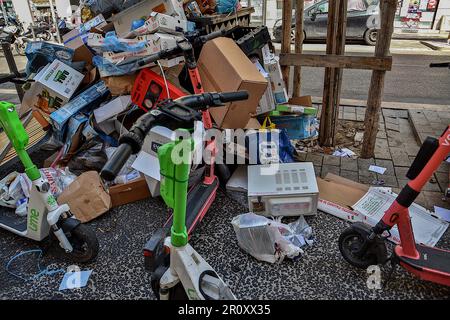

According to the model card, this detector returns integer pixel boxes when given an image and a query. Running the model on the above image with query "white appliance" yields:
[247,162,319,217]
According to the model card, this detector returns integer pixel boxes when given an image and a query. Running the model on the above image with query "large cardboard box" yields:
[110,0,187,37]
[198,37,268,129]
[22,59,84,114]
[58,171,111,223]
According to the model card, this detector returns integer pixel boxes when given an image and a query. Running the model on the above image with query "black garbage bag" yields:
[67,139,108,175]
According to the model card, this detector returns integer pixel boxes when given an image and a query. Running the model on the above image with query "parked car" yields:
[273,0,380,45]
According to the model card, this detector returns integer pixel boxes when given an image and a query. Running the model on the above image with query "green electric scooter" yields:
[0,100,99,263]
[156,137,236,300]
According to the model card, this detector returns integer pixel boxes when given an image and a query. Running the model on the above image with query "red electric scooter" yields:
[107,30,237,295]
[339,126,450,286]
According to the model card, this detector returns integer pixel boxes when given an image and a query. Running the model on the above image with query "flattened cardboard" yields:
[198,37,268,129]
[57,171,111,223]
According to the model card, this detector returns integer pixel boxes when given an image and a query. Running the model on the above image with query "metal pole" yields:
[1,41,24,101]
[48,0,61,43]
[27,0,36,40]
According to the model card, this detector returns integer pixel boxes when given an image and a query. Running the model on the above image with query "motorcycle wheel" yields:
[14,42,26,56]
[41,31,53,41]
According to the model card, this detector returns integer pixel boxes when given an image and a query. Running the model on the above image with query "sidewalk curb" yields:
[312,96,449,112]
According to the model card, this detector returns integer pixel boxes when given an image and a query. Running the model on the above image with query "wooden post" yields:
[292,0,304,97]
[319,0,347,147]
[361,0,396,158]
[281,0,293,93]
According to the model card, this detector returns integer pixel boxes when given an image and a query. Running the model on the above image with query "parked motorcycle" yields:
[14,22,53,56]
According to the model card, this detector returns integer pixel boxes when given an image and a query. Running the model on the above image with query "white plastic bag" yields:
[0,168,77,216]
[231,213,313,263]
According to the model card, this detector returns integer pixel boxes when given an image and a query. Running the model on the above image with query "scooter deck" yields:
[144,178,218,272]
[397,244,450,275]
[0,211,27,232]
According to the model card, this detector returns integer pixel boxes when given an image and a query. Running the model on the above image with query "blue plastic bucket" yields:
[267,115,318,140]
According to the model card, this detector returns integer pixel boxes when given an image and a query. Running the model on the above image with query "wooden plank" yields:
[280,0,293,92]
[292,0,305,97]
[329,0,348,146]
[319,0,342,147]
[361,0,397,158]
[279,54,392,71]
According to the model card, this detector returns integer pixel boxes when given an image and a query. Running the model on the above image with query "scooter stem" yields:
[0,102,40,180]
[158,134,193,247]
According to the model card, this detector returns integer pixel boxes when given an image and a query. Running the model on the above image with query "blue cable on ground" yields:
[6,249,65,282]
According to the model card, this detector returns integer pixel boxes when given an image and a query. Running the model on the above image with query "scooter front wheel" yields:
[338,223,387,269]
[55,224,99,263]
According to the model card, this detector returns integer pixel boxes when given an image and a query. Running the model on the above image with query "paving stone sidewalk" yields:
[309,105,449,210]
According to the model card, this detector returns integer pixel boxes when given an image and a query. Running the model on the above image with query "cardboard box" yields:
[109,176,151,207]
[58,171,111,223]
[125,12,194,38]
[63,28,94,64]
[103,73,138,95]
[317,173,449,246]
[102,43,154,64]
[198,37,268,129]
[253,59,276,116]
[264,56,288,104]
[63,15,106,64]
[94,95,131,124]
[110,0,187,37]
[146,33,185,67]
[50,81,110,132]
[22,60,84,114]
[79,14,107,33]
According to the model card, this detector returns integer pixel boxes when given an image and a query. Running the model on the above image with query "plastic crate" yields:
[189,7,255,34]
[266,115,319,140]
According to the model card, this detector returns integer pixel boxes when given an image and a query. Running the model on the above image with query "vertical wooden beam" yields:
[281,0,293,93]
[361,0,397,158]
[330,0,347,143]
[292,0,304,97]
[319,0,347,147]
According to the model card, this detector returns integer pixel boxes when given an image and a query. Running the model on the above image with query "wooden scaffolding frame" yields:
[279,0,397,158]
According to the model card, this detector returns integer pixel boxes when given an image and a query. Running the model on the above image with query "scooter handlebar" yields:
[175,91,249,109]
[100,143,133,181]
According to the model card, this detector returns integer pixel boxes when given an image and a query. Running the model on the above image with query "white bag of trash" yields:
[231,213,314,263]
[0,168,77,216]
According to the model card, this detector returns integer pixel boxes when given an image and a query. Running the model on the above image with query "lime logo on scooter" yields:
[47,195,57,207]
[187,288,200,300]
[29,209,40,232]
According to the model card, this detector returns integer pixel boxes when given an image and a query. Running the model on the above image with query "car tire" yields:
[290,29,306,44]
[364,29,377,46]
